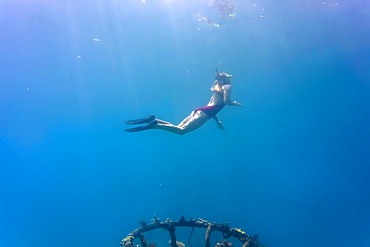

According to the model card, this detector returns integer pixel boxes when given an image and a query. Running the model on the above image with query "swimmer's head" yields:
[215,72,232,84]
[211,70,232,92]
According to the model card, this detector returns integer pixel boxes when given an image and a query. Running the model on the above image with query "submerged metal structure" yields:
[120,216,263,247]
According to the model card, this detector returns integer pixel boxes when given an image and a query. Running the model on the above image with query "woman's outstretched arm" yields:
[223,84,242,106]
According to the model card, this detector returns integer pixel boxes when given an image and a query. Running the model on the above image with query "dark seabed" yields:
[1,0,370,247]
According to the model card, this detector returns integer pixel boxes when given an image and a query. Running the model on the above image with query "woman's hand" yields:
[217,121,225,130]
[233,101,242,106]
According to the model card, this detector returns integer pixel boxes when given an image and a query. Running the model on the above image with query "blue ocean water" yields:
[1,0,370,246]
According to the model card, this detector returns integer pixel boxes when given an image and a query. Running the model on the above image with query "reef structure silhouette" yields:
[120,216,263,247]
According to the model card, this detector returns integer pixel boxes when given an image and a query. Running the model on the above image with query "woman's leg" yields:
[153,111,209,135]
[178,111,196,127]
[152,121,184,134]
[152,112,196,134]
[180,111,209,134]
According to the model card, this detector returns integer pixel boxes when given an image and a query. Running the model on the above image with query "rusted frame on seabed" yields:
[120,216,263,247]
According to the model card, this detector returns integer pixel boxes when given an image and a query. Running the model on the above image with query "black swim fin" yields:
[124,120,157,132]
[125,115,155,125]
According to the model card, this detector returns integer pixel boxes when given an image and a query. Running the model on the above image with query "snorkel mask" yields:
[215,69,232,83]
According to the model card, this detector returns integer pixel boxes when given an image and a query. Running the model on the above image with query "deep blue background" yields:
[1,0,370,247]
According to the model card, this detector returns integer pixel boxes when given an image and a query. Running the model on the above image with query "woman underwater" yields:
[124,70,242,135]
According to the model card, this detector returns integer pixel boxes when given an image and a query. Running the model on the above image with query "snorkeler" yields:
[124,70,242,135]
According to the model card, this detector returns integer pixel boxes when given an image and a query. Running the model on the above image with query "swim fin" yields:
[125,115,155,125]
[124,120,157,132]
